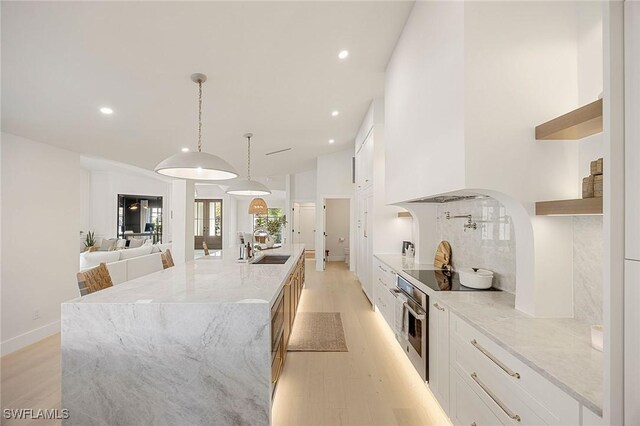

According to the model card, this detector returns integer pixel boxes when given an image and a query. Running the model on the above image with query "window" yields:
[253,208,285,244]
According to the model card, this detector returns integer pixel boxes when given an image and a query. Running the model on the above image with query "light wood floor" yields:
[0,260,449,426]
[272,261,450,426]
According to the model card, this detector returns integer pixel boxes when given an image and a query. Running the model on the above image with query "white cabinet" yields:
[450,313,580,425]
[626,1,640,261]
[429,299,450,413]
[625,259,640,425]
[355,129,373,190]
[450,368,503,426]
[357,189,373,303]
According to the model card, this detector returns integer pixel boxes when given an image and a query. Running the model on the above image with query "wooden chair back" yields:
[77,262,113,296]
[202,241,210,256]
[161,249,175,269]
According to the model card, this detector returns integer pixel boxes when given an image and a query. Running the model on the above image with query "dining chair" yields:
[76,262,113,296]
[161,249,175,269]
[202,241,210,256]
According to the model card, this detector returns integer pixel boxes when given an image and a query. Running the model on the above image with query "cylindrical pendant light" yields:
[226,133,271,196]
[155,73,238,180]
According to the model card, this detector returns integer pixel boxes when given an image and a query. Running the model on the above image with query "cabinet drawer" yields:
[450,313,579,425]
[374,278,395,329]
[450,368,504,426]
[375,259,396,287]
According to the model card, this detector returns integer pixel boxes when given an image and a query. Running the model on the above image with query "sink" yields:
[252,255,290,265]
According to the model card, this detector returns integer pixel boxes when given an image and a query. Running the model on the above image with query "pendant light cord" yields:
[247,135,251,180]
[197,80,203,153]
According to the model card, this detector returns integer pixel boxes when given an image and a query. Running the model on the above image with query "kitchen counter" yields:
[374,254,603,416]
[61,244,305,426]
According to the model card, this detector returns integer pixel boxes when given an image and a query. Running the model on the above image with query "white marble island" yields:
[61,244,305,426]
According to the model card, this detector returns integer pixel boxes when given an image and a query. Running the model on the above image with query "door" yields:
[194,199,223,249]
[298,204,315,252]
[292,202,301,245]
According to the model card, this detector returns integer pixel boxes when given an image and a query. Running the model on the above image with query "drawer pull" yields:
[471,339,520,379]
[378,264,388,273]
[471,372,521,422]
[433,302,445,311]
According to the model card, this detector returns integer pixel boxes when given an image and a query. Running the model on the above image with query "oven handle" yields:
[403,301,426,319]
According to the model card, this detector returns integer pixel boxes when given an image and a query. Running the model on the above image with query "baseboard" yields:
[1,320,60,356]
[327,255,346,262]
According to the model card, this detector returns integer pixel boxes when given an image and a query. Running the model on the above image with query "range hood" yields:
[408,193,489,204]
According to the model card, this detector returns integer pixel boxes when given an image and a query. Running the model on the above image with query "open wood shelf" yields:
[535,197,603,216]
[535,99,603,140]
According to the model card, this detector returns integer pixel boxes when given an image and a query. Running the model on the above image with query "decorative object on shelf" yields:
[535,198,603,216]
[248,197,268,215]
[397,210,412,218]
[535,99,603,140]
[155,73,238,180]
[582,157,604,199]
[226,133,271,196]
[590,157,603,175]
[594,174,603,198]
[83,231,97,252]
[582,176,595,198]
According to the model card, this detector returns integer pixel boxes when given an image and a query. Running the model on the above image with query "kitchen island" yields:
[61,244,306,426]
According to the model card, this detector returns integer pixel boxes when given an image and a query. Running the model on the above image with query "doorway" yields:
[292,202,315,256]
[323,199,351,271]
[194,199,223,249]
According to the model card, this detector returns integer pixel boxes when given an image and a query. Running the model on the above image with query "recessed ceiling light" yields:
[331,110,339,117]
[99,107,113,115]
[181,147,189,152]
[338,50,349,59]
[329,139,335,144]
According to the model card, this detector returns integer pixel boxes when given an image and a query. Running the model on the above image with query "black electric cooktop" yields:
[402,269,501,292]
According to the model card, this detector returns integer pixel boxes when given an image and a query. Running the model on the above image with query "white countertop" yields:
[70,244,306,306]
[375,253,603,416]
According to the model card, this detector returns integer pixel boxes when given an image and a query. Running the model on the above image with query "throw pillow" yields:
[128,238,144,248]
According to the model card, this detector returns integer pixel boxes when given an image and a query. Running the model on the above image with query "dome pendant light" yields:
[225,133,272,196]
[155,73,238,180]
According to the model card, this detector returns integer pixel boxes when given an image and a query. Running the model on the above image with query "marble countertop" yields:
[374,253,603,416]
[70,244,306,306]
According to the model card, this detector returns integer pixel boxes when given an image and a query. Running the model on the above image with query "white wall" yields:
[1,133,80,355]
[315,148,355,270]
[291,169,316,202]
[325,199,350,261]
[83,167,173,242]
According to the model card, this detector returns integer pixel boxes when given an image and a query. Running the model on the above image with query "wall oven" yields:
[396,273,429,382]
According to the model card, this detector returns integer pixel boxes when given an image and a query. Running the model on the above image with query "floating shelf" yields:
[535,99,603,140]
[535,197,603,216]
[397,211,412,218]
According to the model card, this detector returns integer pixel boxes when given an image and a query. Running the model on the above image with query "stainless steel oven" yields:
[396,273,429,381]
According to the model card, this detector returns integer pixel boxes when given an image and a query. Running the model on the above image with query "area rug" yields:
[287,312,348,352]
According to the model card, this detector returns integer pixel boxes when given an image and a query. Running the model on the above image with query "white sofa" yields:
[79,243,172,285]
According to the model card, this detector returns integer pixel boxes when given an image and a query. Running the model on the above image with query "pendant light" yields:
[226,133,272,196]
[155,73,238,180]
[248,197,268,215]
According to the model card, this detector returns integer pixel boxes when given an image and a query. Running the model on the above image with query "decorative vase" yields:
[265,235,275,248]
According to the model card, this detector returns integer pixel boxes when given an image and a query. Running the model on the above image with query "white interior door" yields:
[299,204,315,251]
[292,202,301,245]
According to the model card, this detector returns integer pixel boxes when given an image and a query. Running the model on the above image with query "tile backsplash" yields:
[573,216,603,324]
[435,198,516,293]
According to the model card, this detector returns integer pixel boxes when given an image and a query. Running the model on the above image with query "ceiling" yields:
[1,1,413,179]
